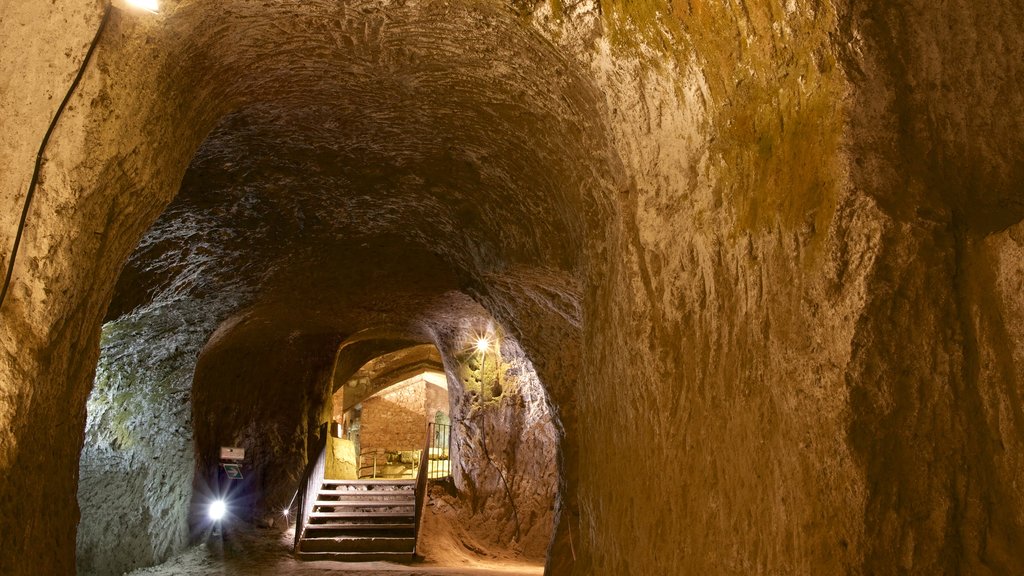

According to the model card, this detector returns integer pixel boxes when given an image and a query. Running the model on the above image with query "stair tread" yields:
[299,534,415,554]
[319,485,415,491]
[309,510,412,517]
[299,532,415,537]
[316,491,413,498]
[305,522,413,530]
[321,477,413,481]
[312,500,413,506]
[312,510,411,517]
[303,523,414,531]
[313,502,412,508]
[311,494,411,498]
[297,551,415,563]
[300,477,420,562]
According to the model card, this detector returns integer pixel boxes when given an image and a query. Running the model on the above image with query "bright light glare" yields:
[208,499,226,521]
[475,338,490,353]
[283,508,290,516]
[126,0,159,12]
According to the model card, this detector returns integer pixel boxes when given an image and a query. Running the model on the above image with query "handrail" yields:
[427,423,451,479]
[357,449,383,479]
[292,423,328,552]
[357,447,421,479]
[412,423,433,554]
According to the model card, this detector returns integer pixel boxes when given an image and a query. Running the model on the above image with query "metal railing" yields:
[413,424,432,552]
[292,423,328,552]
[426,423,451,479]
[412,422,452,554]
[357,448,422,479]
[357,448,385,479]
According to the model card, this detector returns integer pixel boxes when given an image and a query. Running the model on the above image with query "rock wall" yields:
[434,324,559,560]
[191,325,339,526]
[538,1,1024,573]
[326,436,358,480]
[1,0,1023,575]
[76,303,203,576]
[73,124,269,571]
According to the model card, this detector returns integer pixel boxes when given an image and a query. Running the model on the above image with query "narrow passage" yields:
[126,525,542,576]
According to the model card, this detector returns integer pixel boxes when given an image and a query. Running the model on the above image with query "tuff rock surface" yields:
[1,0,1023,575]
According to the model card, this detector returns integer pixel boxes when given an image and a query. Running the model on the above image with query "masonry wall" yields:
[425,380,449,422]
[359,377,432,453]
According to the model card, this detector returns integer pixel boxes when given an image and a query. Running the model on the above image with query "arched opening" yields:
[70,5,602,563]
[331,344,449,478]
[323,335,561,561]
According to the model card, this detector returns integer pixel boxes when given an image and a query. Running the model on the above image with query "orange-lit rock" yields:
[2,0,1023,574]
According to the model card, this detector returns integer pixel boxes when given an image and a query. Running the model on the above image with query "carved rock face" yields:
[2,0,1024,575]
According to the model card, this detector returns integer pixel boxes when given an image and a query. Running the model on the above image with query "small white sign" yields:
[220,446,245,461]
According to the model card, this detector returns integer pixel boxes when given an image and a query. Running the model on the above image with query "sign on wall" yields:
[222,463,243,480]
[220,446,245,461]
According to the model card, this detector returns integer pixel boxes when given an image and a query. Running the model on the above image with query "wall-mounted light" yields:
[120,0,159,12]
[475,337,490,354]
[208,499,226,521]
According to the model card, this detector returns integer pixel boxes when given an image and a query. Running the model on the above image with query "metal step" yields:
[307,510,412,518]
[297,478,419,563]
[299,536,415,553]
[307,506,411,516]
[311,496,411,504]
[305,522,414,533]
[309,494,413,502]
[321,479,415,487]
[297,551,415,563]
[316,490,413,498]
[303,522,413,531]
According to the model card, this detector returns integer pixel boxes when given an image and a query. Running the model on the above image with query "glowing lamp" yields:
[126,0,159,12]
[475,338,490,354]
[208,499,226,521]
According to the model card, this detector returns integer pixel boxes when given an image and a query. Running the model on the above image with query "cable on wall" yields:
[0,3,114,314]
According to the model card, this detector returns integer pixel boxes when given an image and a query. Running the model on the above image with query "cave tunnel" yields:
[3,0,1024,575]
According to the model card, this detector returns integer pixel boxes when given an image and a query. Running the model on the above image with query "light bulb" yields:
[475,338,489,353]
[208,499,226,521]
[126,0,159,12]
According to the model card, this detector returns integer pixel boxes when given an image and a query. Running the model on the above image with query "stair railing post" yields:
[292,422,329,553]
[413,422,433,554]
[293,485,304,551]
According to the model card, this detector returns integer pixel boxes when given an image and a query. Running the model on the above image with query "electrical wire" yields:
[480,418,523,541]
[477,350,522,541]
[0,3,114,314]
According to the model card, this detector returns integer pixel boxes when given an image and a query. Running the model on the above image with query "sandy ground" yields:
[125,524,544,576]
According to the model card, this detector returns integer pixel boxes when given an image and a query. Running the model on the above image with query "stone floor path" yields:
[126,526,543,576]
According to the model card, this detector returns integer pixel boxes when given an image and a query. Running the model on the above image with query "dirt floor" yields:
[125,523,543,576]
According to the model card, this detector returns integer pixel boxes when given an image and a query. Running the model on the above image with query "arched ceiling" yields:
[104,0,618,352]
[333,343,444,410]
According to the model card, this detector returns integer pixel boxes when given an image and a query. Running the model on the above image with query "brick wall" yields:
[360,377,428,452]
[425,382,449,422]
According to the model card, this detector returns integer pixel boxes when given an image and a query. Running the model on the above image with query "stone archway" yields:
[1,2,615,573]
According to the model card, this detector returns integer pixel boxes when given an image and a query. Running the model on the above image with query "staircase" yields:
[296,479,418,562]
